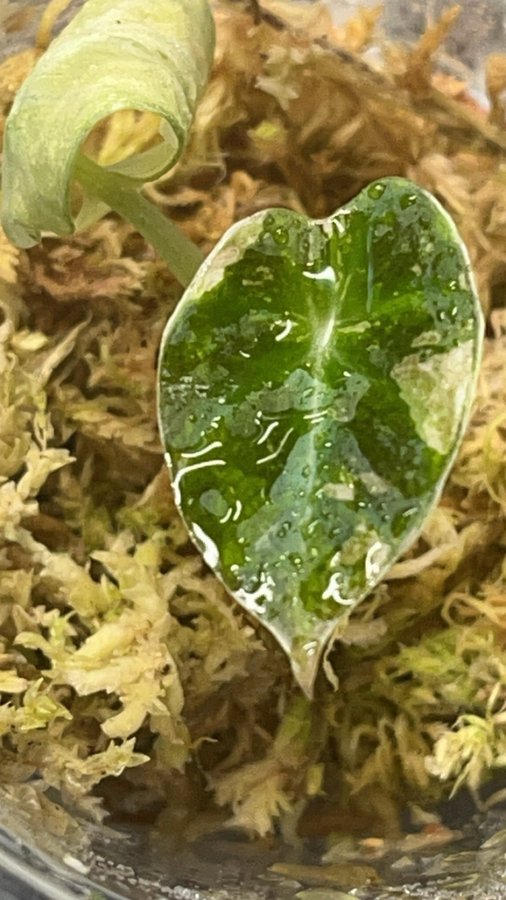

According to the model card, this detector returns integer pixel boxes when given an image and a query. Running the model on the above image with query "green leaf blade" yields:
[158,177,483,695]
[1,0,215,247]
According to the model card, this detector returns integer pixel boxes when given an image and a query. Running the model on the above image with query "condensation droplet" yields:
[273,226,289,245]
[400,192,417,209]
[368,182,386,199]
[277,522,291,538]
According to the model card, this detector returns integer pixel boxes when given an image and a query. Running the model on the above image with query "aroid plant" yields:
[1,0,484,695]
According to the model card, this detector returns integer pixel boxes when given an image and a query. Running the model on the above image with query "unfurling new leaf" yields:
[1,0,215,249]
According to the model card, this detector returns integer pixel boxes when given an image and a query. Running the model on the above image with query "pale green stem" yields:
[75,155,203,288]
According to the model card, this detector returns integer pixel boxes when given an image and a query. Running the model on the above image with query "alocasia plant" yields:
[1,0,483,695]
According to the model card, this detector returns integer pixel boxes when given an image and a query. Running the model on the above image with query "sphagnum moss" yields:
[0,0,505,839]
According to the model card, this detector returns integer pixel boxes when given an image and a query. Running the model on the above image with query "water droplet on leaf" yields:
[368,182,386,199]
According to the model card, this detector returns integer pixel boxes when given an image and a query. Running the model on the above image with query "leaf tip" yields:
[1,215,39,250]
[290,638,325,700]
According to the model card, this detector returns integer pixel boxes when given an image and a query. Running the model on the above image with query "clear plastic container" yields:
[1,1,505,898]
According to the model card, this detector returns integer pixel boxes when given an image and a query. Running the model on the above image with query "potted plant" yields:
[0,0,504,895]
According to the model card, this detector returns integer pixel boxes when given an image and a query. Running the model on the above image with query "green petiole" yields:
[75,155,204,288]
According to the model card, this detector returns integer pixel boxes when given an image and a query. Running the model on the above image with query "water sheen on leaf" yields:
[1,0,214,247]
[158,178,483,696]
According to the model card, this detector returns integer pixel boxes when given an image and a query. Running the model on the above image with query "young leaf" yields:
[1,0,214,249]
[158,177,483,696]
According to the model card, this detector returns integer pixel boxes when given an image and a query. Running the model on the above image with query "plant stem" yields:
[75,155,203,288]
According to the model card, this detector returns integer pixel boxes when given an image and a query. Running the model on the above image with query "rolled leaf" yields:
[158,177,484,697]
[1,0,215,247]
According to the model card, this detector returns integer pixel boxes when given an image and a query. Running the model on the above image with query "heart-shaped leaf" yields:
[158,177,483,696]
